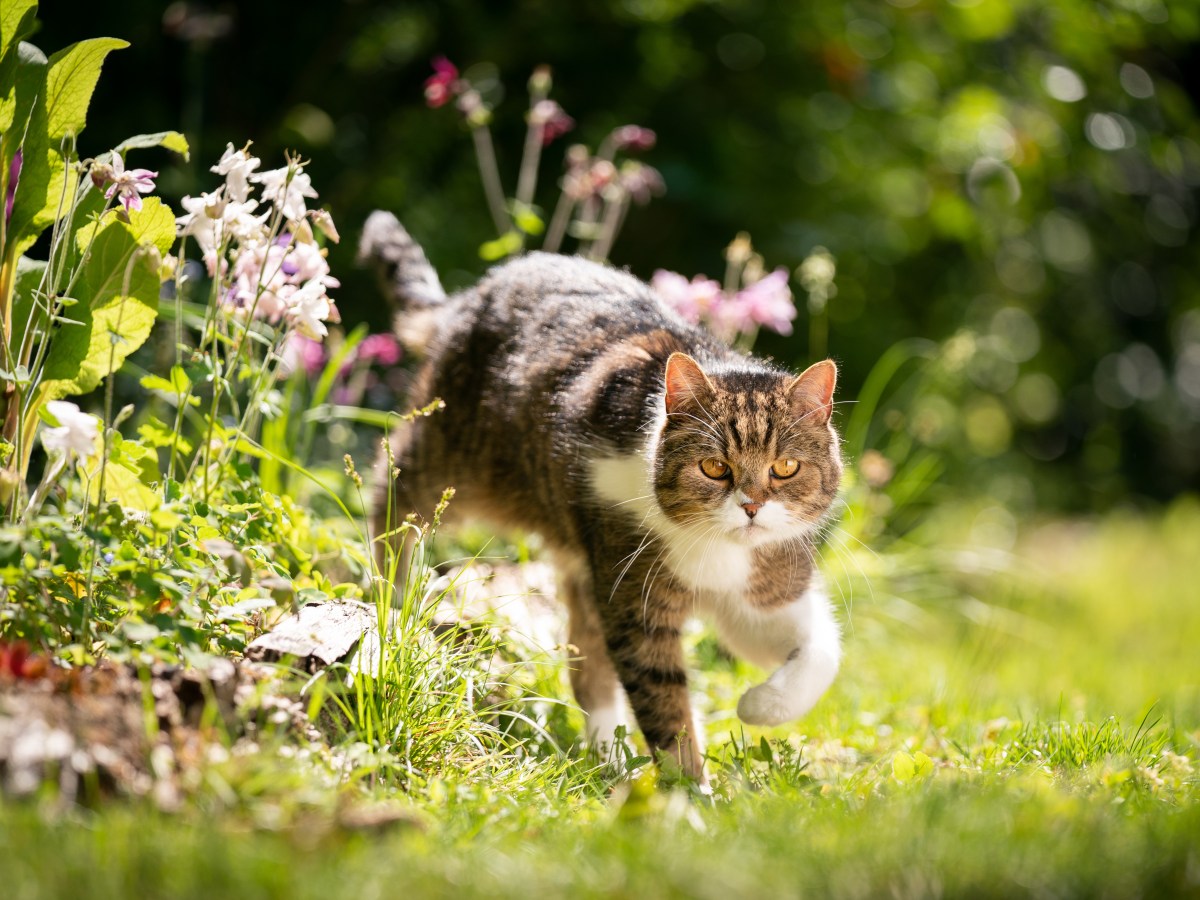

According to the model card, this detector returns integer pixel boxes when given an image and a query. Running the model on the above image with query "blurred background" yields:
[40,0,1200,521]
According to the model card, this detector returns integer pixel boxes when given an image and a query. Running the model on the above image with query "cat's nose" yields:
[741,501,762,519]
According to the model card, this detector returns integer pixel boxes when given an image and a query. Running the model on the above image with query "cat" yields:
[359,211,843,782]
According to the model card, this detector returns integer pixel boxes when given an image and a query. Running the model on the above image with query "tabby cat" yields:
[360,212,843,781]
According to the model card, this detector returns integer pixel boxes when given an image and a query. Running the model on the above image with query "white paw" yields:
[737,683,796,726]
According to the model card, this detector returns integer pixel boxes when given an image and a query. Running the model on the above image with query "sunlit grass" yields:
[3,499,1199,898]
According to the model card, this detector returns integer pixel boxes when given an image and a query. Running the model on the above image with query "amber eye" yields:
[771,458,800,479]
[699,458,730,479]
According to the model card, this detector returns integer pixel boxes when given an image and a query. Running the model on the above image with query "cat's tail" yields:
[358,210,446,309]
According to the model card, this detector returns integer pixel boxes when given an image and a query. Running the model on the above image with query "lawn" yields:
[3,499,1197,899]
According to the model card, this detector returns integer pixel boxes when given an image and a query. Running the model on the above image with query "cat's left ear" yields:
[788,359,837,425]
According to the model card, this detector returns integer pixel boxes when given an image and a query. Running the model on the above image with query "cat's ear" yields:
[664,352,715,414]
[788,359,837,425]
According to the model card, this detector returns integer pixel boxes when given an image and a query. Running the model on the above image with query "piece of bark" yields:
[245,600,376,670]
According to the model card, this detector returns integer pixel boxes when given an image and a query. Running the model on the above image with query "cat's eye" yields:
[771,458,800,479]
[699,458,730,479]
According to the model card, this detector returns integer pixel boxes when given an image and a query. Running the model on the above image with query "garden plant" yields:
[1,1,1198,897]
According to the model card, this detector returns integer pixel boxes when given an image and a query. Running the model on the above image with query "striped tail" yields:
[358,211,446,309]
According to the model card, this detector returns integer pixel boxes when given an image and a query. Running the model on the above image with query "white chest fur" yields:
[588,452,752,597]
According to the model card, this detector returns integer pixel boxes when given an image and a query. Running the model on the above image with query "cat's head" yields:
[653,353,842,547]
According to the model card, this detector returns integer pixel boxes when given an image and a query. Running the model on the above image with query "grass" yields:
[3,497,1199,898]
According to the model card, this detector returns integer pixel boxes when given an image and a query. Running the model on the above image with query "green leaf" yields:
[478,231,522,261]
[3,41,50,253]
[0,2,38,133]
[45,37,128,140]
[75,195,176,256]
[82,432,161,512]
[892,751,916,783]
[0,1,36,60]
[139,374,176,394]
[512,204,544,236]
[114,130,190,162]
[892,750,935,784]
[11,254,47,362]
[35,219,160,404]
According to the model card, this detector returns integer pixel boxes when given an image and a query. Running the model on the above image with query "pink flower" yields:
[102,152,158,213]
[730,267,796,336]
[611,125,657,152]
[425,56,460,108]
[358,333,402,366]
[531,100,574,145]
[281,332,327,378]
[651,270,723,325]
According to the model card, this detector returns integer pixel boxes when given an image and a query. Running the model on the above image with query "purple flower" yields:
[101,153,158,213]
[5,150,21,222]
[425,56,460,108]
[730,267,797,336]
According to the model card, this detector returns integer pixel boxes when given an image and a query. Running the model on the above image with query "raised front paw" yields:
[736,682,795,727]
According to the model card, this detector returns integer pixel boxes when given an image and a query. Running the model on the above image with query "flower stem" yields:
[543,190,576,254]
[590,189,630,262]
[470,125,510,236]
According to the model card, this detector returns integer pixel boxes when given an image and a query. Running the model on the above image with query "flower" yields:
[425,56,460,108]
[357,333,402,367]
[211,142,261,203]
[281,332,327,378]
[286,280,332,340]
[651,270,723,325]
[252,164,318,222]
[729,267,796,336]
[41,401,100,460]
[618,161,665,205]
[530,100,574,145]
[101,152,158,213]
[610,125,657,152]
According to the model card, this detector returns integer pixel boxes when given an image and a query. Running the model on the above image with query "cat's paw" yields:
[737,683,795,726]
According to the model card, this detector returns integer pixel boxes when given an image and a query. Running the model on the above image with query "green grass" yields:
[3,498,1199,898]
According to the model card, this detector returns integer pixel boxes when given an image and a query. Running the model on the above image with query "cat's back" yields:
[466,252,681,351]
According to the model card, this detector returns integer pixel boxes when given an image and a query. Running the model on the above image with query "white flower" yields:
[41,401,100,460]
[286,280,331,340]
[212,143,262,204]
[252,165,318,222]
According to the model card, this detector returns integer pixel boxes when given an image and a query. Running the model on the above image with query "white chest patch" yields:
[587,453,752,598]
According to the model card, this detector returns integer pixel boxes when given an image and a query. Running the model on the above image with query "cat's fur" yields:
[360,212,843,780]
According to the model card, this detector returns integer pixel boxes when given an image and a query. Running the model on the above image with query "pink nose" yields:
[742,501,762,519]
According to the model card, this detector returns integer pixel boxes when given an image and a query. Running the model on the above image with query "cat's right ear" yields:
[664,352,715,415]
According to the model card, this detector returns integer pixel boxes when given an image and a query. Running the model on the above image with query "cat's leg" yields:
[713,582,841,727]
[591,561,705,781]
[557,560,629,752]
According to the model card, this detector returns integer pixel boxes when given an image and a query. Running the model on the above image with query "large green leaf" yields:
[74,196,177,257]
[44,36,127,141]
[4,41,49,253]
[0,0,37,133]
[0,0,35,58]
[10,253,47,362]
[36,218,160,403]
[114,131,190,163]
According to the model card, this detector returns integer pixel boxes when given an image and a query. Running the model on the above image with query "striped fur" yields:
[361,215,844,782]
